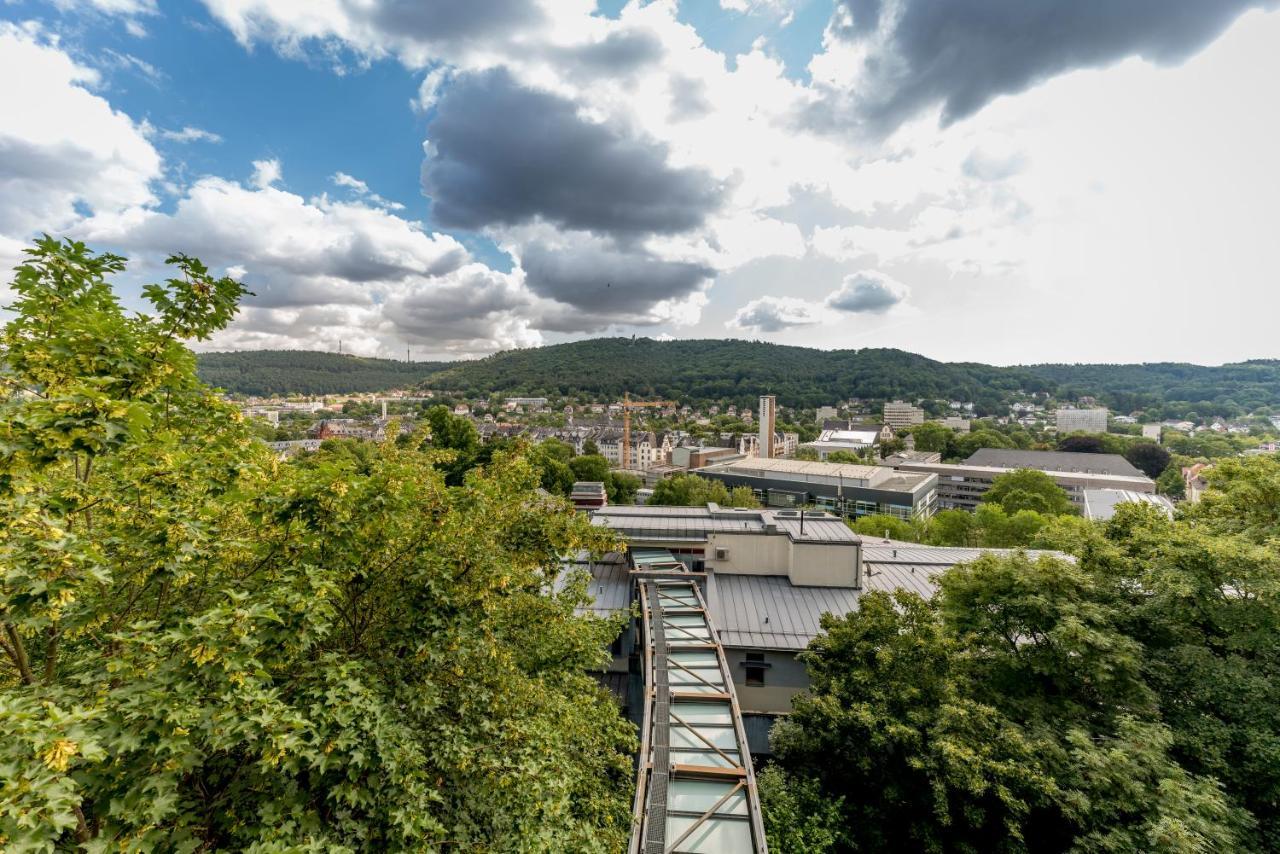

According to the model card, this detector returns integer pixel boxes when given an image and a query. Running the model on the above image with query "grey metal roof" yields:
[557,557,632,617]
[709,574,860,650]
[965,448,1143,478]
[863,561,940,599]
[1082,488,1174,521]
[592,505,860,544]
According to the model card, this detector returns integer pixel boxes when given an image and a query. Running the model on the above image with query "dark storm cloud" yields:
[824,0,1277,129]
[355,0,543,44]
[557,29,665,74]
[422,68,726,238]
[520,240,714,320]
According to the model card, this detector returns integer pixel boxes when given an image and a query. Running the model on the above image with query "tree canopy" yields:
[0,239,634,851]
[765,456,1280,852]
[982,468,1076,516]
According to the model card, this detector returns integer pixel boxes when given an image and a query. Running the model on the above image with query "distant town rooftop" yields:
[697,455,937,493]
[964,448,1144,478]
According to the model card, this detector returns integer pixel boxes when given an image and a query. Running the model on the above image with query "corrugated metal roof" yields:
[1082,489,1174,520]
[863,562,939,599]
[966,448,1144,478]
[709,574,860,650]
[557,558,632,617]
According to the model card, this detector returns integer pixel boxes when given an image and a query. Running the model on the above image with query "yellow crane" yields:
[621,392,676,470]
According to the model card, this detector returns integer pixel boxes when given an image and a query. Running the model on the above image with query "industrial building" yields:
[1081,489,1174,521]
[893,449,1154,511]
[692,456,938,520]
[580,504,1061,757]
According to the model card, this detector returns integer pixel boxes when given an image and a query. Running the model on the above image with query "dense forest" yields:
[196,350,446,396]
[197,340,1280,419]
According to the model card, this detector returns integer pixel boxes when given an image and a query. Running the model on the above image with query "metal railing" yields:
[629,568,768,854]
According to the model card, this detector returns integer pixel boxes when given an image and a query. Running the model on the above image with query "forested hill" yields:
[196,350,447,396]
[195,340,1280,417]
[1032,360,1280,417]
[422,339,1046,410]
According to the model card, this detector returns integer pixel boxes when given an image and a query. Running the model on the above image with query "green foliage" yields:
[909,421,953,453]
[848,514,919,542]
[1125,441,1173,478]
[824,450,867,464]
[757,766,847,854]
[649,474,758,508]
[1186,455,1280,542]
[197,350,447,396]
[569,454,610,484]
[771,552,1251,852]
[1166,431,1263,460]
[197,343,1280,420]
[0,240,634,852]
[773,458,1280,851]
[1157,464,1187,499]
[983,468,1075,516]
[952,428,1016,459]
[605,472,641,505]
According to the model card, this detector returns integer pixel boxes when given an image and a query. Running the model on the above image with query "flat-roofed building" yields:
[883,399,925,428]
[799,427,880,460]
[570,481,607,511]
[670,445,741,470]
[1056,407,1109,434]
[894,449,1154,511]
[582,508,1065,752]
[693,456,937,520]
[1082,489,1174,521]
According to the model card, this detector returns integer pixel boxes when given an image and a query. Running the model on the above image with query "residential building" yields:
[941,416,971,433]
[883,400,925,428]
[694,456,938,520]
[1142,424,1162,442]
[1056,407,1109,434]
[894,449,1153,511]
[1081,489,1175,521]
[757,395,777,459]
[1182,463,1212,504]
[815,405,838,423]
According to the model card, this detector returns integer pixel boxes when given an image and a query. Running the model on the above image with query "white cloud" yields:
[159,125,222,143]
[330,171,404,211]
[0,23,160,238]
[250,158,281,189]
[826,270,909,313]
[82,169,542,357]
[728,296,826,332]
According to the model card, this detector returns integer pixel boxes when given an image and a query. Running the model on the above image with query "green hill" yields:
[195,340,1280,419]
[196,350,446,397]
[421,339,1046,412]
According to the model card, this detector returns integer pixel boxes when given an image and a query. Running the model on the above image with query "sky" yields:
[1,0,1278,366]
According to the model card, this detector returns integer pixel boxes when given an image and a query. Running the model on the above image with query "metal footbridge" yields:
[628,558,768,854]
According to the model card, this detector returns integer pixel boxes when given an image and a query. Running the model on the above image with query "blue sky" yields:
[1,0,1278,364]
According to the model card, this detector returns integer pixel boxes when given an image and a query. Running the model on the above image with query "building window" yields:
[743,652,768,687]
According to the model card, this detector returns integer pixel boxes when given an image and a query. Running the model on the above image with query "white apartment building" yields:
[1056,407,1109,434]
[883,400,925,429]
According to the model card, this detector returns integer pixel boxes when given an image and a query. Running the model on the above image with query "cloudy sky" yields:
[2,0,1278,365]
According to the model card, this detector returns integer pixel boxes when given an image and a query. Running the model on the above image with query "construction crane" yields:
[621,392,675,470]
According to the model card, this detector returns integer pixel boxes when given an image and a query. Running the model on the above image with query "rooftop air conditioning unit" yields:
[715,547,730,561]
